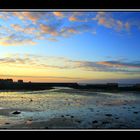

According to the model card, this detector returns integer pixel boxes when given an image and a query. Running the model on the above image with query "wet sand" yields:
[0,87,140,129]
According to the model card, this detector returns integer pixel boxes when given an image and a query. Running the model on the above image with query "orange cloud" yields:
[40,24,58,36]
[12,12,45,23]
[94,12,130,31]
[125,22,131,30]
[53,12,64,17]
[97,61,140,69]
[69,16,78,21]
[97,61,123,67]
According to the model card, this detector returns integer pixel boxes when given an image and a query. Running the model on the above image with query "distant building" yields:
[0,79,13,83]
[7,79,13,83]
[135,84,140,88]
[107,83,118,88]
[18,80,23,84]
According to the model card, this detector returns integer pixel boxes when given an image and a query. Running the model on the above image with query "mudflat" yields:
[0,87,140,129]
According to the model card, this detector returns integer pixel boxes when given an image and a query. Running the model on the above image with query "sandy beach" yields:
[0,87,140,129]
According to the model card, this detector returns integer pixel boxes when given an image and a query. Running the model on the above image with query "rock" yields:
[71,116,74,118]
[134,112,138,114]
[12,111,21,115]
[102,121,109,124]
[105,114,112,117]
[61,115,64,118]
[76,120,81,123]
[5,123,10,125]
[30,99,33,102]
[115,117,119,119]
[92,120,98,124]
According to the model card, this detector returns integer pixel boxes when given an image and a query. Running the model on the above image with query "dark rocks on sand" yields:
[12,111,21,115]
[71,116,74,118]
[102,121,110,124]
[134,112,138,114]
[5,123,10,125]
[77,120,81,123]
[115,117,119,120]
[92,120,98,124]
[105,114,112,117]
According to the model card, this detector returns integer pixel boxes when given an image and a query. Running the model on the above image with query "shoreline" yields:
[0,88,140,129]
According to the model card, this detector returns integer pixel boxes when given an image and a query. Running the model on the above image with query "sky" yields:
[0,11,140,83]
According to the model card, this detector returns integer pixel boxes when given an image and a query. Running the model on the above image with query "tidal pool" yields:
[0,87,140,129]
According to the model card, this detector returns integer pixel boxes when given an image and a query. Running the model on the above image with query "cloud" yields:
[124,22,131,30]
[97,61,140,69]
[38,23,93,38]
[53,12,64,17]
[0,34,36,46]
[59,24,93,37]
[39,24,58,36]
[47,38,58,42]
[69,16,78,21]
[0,12,137,46]
[0,54,140,74]
[93,12,130,31]
[12,12,48,23]
[11,24,36,34]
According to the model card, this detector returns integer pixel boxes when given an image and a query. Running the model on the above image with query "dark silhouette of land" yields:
[0,79,140,92]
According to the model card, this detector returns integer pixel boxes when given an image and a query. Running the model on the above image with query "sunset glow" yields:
[0,11,140,83]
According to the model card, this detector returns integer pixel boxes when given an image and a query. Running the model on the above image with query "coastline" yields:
[0,87,140,129]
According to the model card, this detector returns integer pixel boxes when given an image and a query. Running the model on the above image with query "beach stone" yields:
[102,121,109,124]
[92,120,98,124]
[12,111,21,115]
[71,116,74,118]
[5,123,10,125]
[134,112,138,114]
[105,114,112,117]
[77,120,81,123]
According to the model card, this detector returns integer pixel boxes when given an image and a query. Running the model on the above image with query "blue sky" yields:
[0,12,140,83]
